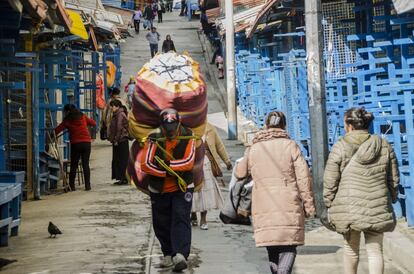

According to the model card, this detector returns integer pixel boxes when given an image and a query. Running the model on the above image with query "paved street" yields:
[0,12,410,274]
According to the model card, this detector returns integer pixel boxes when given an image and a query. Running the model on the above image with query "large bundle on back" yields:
[127,52,207,193]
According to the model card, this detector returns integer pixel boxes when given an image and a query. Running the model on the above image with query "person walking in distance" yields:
[235,111,316,274]
[157,1,164,23]
[143,3,154,30]
[166,0,173,12]
[55,104,96,191]
[132,6,142,33]
[146,27,161,58]
[179,0,187,16]
[140,108,196,272]
[323,107,400,274]
[162,34,176,53]
[108,100,129,185]
[191,122,232,230]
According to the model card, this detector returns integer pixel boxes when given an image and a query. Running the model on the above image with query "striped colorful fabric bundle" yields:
[127,52,208,193]
[131,52,208,129]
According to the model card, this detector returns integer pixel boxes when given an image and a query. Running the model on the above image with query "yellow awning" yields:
[66,9,89,40]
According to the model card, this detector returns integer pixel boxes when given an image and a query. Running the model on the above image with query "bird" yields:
[48,221,62,238]
[0,258,17,269]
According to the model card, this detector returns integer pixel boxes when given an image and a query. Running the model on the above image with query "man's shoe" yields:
[173,253,187,272]
[160,255,173,268]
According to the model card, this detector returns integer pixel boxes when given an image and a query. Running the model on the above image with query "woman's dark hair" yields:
[344,107,374,130]
[63,104,83,120]
[109,99,123,108]
[109,87,121,96]
[265,111,286,130]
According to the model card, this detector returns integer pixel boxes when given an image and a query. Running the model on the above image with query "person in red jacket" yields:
[55,104,96,191]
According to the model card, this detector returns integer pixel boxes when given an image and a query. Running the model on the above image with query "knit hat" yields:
[160,108,180,132]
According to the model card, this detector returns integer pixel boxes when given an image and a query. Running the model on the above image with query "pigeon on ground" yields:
[48,221,62,238]
[0,258,17,269]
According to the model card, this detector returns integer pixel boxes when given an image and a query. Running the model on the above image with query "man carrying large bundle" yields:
[127,52,208,269]
[140,108,195,272]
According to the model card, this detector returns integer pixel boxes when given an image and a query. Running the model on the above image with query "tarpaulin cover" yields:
[66,9,89,40]
[96,73,106,110]
[106,60,116,88]
[131,52,208,128]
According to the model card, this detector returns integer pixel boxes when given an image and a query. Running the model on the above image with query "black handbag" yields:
[100,124,108,140]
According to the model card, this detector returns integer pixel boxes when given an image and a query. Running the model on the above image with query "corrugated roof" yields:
[65,0,125,26]
[217,4,264,34]
[246,0,280,38]
[49,0,72,30]
[206,7,220,23]
[65,0,125,40]
[65,0,105,10]
[21,0,48,20]
[206,0,265,23]
[103,5,134,26]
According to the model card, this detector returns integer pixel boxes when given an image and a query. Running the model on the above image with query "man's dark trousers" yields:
[133,19,140,33]
[150,189,193,258]
[150,43,158,58]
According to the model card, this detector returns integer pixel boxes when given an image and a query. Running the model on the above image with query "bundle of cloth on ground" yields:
[127,52,208,194]
[220,160,253,225]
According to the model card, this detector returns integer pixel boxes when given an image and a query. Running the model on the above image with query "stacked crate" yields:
[0,171,24,246]
[234,0,414,225]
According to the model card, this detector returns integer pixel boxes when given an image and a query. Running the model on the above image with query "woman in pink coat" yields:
[235,111,316,274]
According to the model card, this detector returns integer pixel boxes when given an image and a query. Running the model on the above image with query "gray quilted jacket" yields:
[323,130,400,234]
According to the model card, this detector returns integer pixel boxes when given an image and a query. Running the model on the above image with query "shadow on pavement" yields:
[297,245,341,255]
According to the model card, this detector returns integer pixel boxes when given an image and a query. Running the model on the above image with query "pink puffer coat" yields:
[235,128,316,247]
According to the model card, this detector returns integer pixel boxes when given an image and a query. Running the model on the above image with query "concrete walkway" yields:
[0,11,410,274]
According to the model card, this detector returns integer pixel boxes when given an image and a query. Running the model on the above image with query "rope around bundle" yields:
[154,156,188,192]
[148,135,200,192]
[147,53,193,84]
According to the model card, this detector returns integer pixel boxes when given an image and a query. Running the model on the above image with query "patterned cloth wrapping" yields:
[127,139,205,194]
[131,52,208,128]
[127,52,208,194]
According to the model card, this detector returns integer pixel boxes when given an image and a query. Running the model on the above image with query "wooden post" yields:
[25,33,34,200]
[305,0,329,215]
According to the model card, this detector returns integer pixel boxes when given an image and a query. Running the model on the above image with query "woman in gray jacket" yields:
[323,107,400,274]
